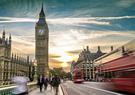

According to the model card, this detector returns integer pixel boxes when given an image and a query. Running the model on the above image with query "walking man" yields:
[44,76,48,90]
[52,75,61,95]
[49,76,53,90]
[37,75,44,92]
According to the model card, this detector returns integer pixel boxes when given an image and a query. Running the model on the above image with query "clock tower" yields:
[35,4,49,76]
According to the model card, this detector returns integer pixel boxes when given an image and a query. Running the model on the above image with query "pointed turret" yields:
[37,3,46,25]
[86,46,89,51]
[16,55,18,62]
[2,29,5,40]
[27,56,29,64]
[9,34,11,45]
[84,48,86,52]
[11,53,14,59]
[111,46,113,51]
[14,54,17,61]
[97,46,101,53]
[5,38,8,45]
[39,3,45,18]
[11,53,14,62]
[122,46,125,53]
[0,37,2,44]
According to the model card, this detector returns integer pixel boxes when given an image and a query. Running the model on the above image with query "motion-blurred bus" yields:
[95,39,135,94]
[72,68,84,83]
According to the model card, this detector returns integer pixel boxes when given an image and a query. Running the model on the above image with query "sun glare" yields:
[61,62,68,67]
[50,48,73,67]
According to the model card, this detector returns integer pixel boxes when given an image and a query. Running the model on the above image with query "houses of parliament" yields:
[0,4,49,86]
[0,30,34,86]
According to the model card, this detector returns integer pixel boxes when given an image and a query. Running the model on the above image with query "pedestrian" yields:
[52,75,61,95]
[37,74,44,92]
[12,73,29,95]
[49,76,53,90]
[44,76,48,90]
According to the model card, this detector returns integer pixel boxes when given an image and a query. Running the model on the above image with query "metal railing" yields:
[0,82,37,95]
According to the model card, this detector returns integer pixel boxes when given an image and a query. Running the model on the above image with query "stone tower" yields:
[35,4,49,76]
[0,30,11,85]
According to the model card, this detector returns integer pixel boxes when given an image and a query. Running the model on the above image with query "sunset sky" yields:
[0,0,135,71]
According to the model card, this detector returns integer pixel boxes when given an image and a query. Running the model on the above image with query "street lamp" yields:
[32,59,37,81]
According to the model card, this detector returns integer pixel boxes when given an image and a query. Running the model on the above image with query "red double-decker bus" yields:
[72,68,84,83]
[95,39,135,94]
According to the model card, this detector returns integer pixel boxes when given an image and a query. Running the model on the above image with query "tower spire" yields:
[9,33,11,45]
[97,46,102,53]
[9,33,11,40]
[39,2,45,18]
[2,29,5,40]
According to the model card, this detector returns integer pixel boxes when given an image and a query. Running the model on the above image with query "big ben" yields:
[35,4,49,76]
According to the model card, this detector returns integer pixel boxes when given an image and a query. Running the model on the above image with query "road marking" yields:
[82,85,123,95]
[62,82,85,95]
[68,82,97,95]
[92,93,97,95]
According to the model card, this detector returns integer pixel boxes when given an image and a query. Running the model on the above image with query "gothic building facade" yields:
[72,46,106,81]
[35,5,49,76]
[0,30,34,86]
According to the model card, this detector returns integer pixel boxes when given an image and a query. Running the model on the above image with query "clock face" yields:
[38,29,44,35]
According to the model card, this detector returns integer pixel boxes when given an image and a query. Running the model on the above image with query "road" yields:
[61,81,127,95]
[29,85,63,95]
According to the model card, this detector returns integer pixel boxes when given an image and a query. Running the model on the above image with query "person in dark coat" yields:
[52,75,61,95]
[49,77,53,90]
[37,75,44,92]
[44,76,48,90]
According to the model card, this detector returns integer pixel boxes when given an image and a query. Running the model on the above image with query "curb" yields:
[60,84,68,95]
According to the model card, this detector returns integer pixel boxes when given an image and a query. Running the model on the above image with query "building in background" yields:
[0,30,34,86]
[70,61,77,76]
[72,46,106,81]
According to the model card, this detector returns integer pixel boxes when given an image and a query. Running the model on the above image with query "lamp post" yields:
[32,59,37,81]
[92,60,95,81]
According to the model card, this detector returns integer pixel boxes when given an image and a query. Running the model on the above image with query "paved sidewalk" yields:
[29,85,63,95]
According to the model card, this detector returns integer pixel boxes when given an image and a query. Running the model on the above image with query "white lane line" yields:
[69,82,95,95]
[81,85,123,95]
[63,82,85,95]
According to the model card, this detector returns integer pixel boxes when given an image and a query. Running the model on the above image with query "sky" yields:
[0,0,135,72]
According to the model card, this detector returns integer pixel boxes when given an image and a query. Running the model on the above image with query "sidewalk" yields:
[29,85,63,95]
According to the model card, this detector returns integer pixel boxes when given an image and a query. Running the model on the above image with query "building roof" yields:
[77,46,106,63]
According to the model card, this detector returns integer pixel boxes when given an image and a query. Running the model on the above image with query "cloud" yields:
[48,18,110,25]
[49,58,64,69]
[67,49,81,55]
[0,17,36,23]
[96,16,135,20]
[1,16,135,27]
[49,58,63,64]
[8,26,135,59]
[116,0,135,8]
[0,16,110,26]
[49,54,61,58]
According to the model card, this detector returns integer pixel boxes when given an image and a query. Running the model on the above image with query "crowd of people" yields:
[37,75,61,95]
[11,74,61,95]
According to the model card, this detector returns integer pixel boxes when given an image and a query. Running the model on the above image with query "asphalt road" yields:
[61,81,126,95]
